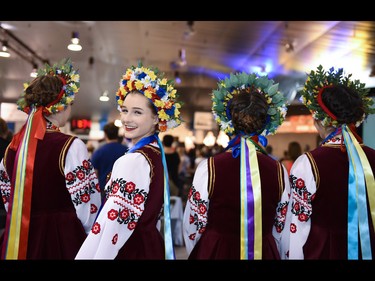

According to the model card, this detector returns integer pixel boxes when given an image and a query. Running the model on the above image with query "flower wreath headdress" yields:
[116,63,182,132]
[300,65,375,128]
[211,72,288,260]
[17,58,80,116]
[211,71,288,137]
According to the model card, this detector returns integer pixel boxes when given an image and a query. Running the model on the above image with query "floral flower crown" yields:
[300,65,375,127]
[211,72,288,136]
[17,58,80,116]
[116,63,182,132]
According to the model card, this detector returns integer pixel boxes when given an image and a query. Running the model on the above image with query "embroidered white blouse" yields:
[183,159,209,256]
[75,149,154,259]
[273,138,341,259]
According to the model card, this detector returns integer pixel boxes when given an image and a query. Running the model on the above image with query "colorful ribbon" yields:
[155,136,175,260]
[342,124,375,259]
[2,106,46,259]
[240,137,262,259]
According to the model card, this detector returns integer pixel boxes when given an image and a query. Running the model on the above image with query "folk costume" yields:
[273,66,375,259]
[183,72,289,259]
[75,64,182,259]
[0,59,101,259]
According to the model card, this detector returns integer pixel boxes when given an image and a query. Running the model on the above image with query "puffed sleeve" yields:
[272,162,290,256]
[183,158,210,256]
[64,138,102,234]
[278,154,316,259]
[0,159,11,211]
[75,152,151,259]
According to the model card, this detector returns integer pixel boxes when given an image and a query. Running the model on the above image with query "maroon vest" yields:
[1,130,87,259]
[303,144,375,259]
[189,150,285,259]
[116,144,166,259]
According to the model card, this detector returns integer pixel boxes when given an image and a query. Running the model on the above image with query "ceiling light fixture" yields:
[67,31,82,51]
[30,62,38,78]
[285,41,294,53]
[0,40,10,58]
[184,21,195,38]
[178,48,187,66]
[174,71,181,84]
[99,90,109,102]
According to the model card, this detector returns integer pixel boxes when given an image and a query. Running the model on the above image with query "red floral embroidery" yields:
[67,158,99,208]
[82,160,90,170]
[125,182,136,193]
[66,172,75,182]
[95,183,101,193]
[290,174,313,223]
[105,178,148,233]
[133,194,145,205]
[198,203,206,214]
[274,201,288,233]
[194,191,201,201]
[189,186,208,235]
[108,209,119,220]
[189,233,196,240]
[0,170,9,181]
[112,234,118,245]
[281,205,287,215]
[128,221,137,230]
[198,227,206,234]
[189,215,194,224]
[293,202,300,212]
[295,178,305,189]
[120,209,130,220]
[298,213,309,222]
[188,189,193,199]
[290,223,297,233]
[81,193,90,203]
[112,183,120,194]
[91,222,101,234]
[76,169,85,180]
[90,204,98,214]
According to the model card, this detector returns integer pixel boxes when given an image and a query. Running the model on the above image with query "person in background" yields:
[162,134,181,197]
[91,121,128,200]
[280,141,302,175]
[265,145,278,160]
[76,63,182,259]
[0,118,11,234]
[273,65,375,259]
[183,72,289,259]
[0,58,101,259]
[0,118,10,162]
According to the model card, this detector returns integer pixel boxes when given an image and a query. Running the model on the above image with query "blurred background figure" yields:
[266,145,278,160]
[91,121,128,201]
[0,117,11,235]
[280,141,302,175]
[163,134,181,197]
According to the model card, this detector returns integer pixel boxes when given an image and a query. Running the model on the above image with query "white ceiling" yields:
[1,21,375,126]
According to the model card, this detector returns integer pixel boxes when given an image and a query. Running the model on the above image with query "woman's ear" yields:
[153,115,159,125]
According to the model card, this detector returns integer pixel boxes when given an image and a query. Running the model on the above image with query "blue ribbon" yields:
[342,125,372,259]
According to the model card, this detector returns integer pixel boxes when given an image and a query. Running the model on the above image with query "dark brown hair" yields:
[24,75,64,107]
[321,85,365,125]
[229,88,269,135]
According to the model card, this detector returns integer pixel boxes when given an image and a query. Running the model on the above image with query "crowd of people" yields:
[0,58,374,261]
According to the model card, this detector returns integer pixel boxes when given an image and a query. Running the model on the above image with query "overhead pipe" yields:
[0,25,49,65]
